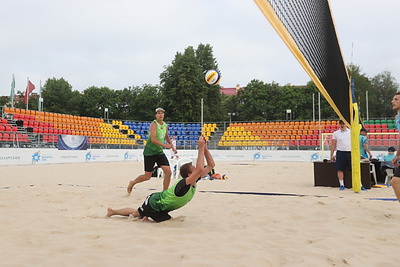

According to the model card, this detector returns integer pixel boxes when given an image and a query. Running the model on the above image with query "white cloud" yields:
[1,0,398,97]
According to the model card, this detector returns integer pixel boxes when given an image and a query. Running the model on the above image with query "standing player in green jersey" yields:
[108,136,215,222]
[127,107,177,193]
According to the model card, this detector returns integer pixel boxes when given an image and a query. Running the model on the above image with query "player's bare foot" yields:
[141,216,150,222]
[127,180,135,194]
[106,207,115,217]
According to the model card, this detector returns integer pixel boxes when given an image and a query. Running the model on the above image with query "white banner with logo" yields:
[0,148,389,165]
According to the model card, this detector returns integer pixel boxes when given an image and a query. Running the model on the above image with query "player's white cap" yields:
[155,107,165,113]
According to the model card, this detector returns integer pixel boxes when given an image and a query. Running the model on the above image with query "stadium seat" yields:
[2,132,10,141]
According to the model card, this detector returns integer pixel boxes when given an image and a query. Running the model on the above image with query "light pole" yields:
[104,108,109,123]
[312,93,315,121]
[227,112,236,124]
[366,91,369,121]
[286,109,292,121]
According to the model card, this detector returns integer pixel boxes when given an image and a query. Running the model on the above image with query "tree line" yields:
[1,43,398,123]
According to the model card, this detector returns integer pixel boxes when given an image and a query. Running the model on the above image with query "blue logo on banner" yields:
[253,153,261,160]
[311,153,320,161]
[85,152,92,161]
[32,152,41,164]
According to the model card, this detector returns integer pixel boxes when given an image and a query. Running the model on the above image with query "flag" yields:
[24,80,35,105]
[10,74,15,105]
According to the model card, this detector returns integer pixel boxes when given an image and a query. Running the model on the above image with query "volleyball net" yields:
[254,0,363,191]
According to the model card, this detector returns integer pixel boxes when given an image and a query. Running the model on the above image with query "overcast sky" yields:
[1,0,398,97]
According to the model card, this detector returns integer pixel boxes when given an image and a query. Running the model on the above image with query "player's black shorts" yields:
[144,153,170,172]
[394,166,400,178]
[137,194,172,222]
[335,150,351,171]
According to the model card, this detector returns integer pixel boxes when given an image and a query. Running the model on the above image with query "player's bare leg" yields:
[127,172,152,194]
[107,207,139,217]
[391,177,400,203]
[160,165,172,190]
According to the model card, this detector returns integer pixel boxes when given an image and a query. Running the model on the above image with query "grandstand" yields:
[0,107,211,149]
[1,106,398,150]
[218,120,398,150]
[1,107,138,148]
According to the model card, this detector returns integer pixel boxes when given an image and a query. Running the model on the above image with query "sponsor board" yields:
[0,149,389,166]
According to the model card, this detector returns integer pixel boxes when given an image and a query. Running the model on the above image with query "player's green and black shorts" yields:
[137,194,172,222]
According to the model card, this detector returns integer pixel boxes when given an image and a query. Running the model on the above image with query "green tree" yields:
[196,44,224,121]
[159,43,223,122]
[68,91,82,116]
[349,64,373,120]
[130,84,161,121]
[303,81,337,120]
[10,90,39,110]
[42,78,75,114]
[221,93,237,122]
[0,96,10,108]
[80,86,116,119]
[349,65,399,119]
[234,80,284,121]
[370,71,399,118]
[114,87,136,120]
[278,84,314,120]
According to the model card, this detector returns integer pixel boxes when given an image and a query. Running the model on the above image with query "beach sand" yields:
[0,161,399,266]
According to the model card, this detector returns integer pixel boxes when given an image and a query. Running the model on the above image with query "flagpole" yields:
[26,77,29,110]
[10,74,15,108]
[38,80,42,111]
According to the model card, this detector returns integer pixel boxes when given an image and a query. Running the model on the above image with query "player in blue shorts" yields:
[330,120,351,190]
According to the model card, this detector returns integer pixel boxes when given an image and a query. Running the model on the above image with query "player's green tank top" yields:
[143,120,167,156]
[149,178,196,212]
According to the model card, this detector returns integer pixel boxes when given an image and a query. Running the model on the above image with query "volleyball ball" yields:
[205,69,221,85]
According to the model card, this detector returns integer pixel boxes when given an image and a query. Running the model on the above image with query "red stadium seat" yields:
[311,140,317,146]
[369,140,376,146]
[2,132,10,141]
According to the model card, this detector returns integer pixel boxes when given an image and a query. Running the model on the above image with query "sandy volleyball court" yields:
[0,161,399,266]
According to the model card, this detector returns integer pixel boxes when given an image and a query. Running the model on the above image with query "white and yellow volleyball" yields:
[205,69,221,85]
